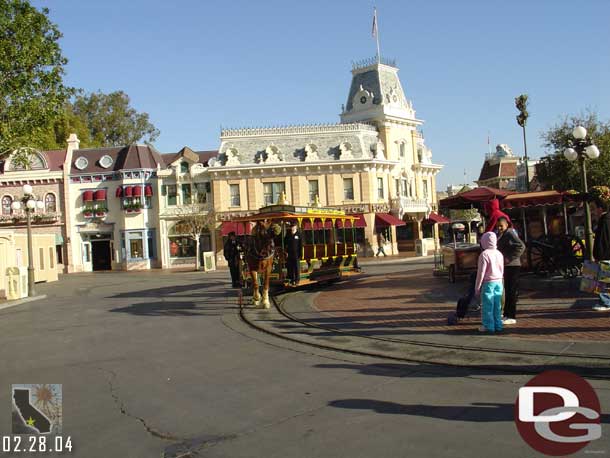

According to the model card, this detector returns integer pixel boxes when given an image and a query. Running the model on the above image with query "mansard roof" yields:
[70,144,164,174]
[161,148,218,167]
[217,122,381,166]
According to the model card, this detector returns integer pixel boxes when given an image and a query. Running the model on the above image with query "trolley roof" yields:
[231,204,357,223]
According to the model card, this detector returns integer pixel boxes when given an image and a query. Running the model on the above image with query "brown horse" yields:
[245,220,280,308]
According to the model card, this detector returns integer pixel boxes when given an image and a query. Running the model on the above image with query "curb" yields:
[0,295,47,311]
[238,292,610,380]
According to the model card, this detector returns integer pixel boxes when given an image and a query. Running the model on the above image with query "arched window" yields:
[2,196,13,215]
[45,193,57,213]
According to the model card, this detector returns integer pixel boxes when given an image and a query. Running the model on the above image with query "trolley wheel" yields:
[448,265,456,283]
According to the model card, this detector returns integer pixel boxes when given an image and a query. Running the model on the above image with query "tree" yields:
[38,103,95,150]
[536,111,610,191]
[174,203,216,271]
[0,0,73,154]
[72,91,160,146]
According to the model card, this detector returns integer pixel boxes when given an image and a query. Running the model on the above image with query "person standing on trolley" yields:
[284,221,302,286]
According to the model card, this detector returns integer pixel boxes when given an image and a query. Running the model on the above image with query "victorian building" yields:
[476,144,519,190]
[0,148,65,297]
[211,57,442,262]
[156,146,216,270]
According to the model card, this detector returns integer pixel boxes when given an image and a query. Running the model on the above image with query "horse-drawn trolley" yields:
[230,203,362,307]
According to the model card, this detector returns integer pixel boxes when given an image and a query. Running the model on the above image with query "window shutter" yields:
[161,185,167,196]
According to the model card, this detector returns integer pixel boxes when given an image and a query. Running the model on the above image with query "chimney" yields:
[65,133,80,164]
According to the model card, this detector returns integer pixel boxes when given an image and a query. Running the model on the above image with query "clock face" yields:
[360,96,367,104]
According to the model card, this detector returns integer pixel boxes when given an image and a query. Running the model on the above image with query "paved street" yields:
[0,264,608,457]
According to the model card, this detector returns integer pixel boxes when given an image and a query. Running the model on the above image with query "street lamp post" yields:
[563,125,600,261]
[11,184,44,297]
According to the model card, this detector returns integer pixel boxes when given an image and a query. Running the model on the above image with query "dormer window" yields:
[180,162,189,174]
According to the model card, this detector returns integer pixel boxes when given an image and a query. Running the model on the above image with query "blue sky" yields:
[35,0,610,188]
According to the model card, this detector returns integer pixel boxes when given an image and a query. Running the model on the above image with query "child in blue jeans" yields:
[475,232,505,332]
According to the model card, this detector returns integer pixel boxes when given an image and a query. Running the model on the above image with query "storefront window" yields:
[122,230,155,260]
[168,222,211,258]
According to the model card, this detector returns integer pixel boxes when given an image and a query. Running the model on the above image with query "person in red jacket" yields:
[484,199,512,233]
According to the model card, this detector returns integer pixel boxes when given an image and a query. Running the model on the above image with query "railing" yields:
[221,122,377,138]
[0,212,62,226]
[351,56,397,70]
[390,197,429,214]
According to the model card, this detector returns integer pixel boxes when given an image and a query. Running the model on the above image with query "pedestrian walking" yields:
[223,232,242,288]
[376,232,387,257]
[284,222,302,285]
[495,216,525,325]
[475,232,504,333]
[592,197,610,311]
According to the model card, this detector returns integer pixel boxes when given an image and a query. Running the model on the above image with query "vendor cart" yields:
[442,242,481,283]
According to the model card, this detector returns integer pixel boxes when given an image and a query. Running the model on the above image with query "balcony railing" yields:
[390,197,430,215]
[0,212,62,226]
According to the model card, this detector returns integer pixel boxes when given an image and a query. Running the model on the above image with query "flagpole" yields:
[373,7,381,63]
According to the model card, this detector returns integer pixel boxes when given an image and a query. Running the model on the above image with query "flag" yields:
[372,8,378,38]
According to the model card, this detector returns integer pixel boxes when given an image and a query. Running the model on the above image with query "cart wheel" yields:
[448,265,456,283]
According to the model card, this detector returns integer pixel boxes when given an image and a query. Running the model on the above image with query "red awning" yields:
[115,187,123,198]
[133,186,142,197]
[124,186,133,197]
[144,184,153,197]
[302,219,334,230]
[375,213,406,227]
[82,190,94,202]
[439,186,514,210]
[94,189,106,201]
[501,190,565,209]
[221,221,251,236]
[423,212,451,224]
[336,214,367,228]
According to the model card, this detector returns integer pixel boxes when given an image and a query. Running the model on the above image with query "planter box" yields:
[95,212,107,218]
[126,208,142,214]
[83,212,94,218]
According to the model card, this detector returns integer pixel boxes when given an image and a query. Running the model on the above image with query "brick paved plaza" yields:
[314,269,610,342]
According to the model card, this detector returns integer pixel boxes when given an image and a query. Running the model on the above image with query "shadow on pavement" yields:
[315,362,610,383]
[328,398,610,423]
[109,282,228,299]
[110,301,237,316]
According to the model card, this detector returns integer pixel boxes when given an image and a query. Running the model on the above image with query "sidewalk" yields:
[358,253,432,266]
[239,269,610,379]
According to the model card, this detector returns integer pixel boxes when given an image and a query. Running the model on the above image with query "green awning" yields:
[55,234,64,245]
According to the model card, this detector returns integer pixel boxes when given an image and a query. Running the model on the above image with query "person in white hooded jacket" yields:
[475,232,505,333]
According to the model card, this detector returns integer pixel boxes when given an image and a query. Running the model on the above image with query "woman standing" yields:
[496,216,525,324]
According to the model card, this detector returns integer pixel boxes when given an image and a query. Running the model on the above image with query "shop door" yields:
[92,240,111,271]
[82,241,93,272]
